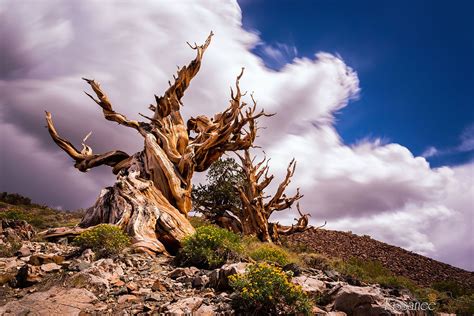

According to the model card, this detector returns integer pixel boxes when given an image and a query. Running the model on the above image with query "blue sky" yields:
[239,0,474,167]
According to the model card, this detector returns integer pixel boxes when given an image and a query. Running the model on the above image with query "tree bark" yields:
[45,33,270,254]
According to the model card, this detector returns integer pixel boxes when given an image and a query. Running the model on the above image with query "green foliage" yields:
[431,280,472,298]
[247,243,293,266]
[192,158,245,220]
[177,225,243,269]
[73,224,130,258]
[229,262,313,315]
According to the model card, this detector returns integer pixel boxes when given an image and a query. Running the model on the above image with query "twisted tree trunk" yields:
[236,150,311,243]
[45,33,270,254]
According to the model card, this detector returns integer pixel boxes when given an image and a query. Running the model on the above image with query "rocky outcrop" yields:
[0,286,100,315]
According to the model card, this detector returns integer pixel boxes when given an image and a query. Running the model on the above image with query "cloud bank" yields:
[0,0,472,270]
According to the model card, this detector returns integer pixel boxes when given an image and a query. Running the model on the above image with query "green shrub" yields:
[73,224,130,258]
[177,225,243,269]
[248,243,293,266]
[229,262,313,315]
[432,280,472,298]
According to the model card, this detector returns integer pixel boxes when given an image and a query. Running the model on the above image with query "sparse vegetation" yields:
[246,243,296,266]
[299,252,332,270]
[229,262,313,315]
[0,192,84,230]
[73,224,130,258]
[332,257,417,291]
[176,225,243,269]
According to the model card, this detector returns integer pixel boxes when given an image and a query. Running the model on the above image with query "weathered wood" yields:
[45,33,270,254]
[236,149,310,243]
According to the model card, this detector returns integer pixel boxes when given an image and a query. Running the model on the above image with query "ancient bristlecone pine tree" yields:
[235,150,310,243]
[45,33,270,254]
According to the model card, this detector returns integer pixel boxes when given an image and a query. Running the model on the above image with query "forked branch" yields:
[82,78,142,131]
[45,111,130,172]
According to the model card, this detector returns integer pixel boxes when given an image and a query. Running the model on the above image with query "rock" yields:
[0,286,97,315]
[151,279,167,291]
[81,258,124,281]
[283,262,302,276]
[40,262,62,273]
[312,306,328,315]
[167,297,203,315]
[208,262,248,290]
[15,264,42,287]
[16,245,31,257]
[126,281,138,292]
[168,267,199,279]
[79,248,96,262]
[29,254,64,266]
[195,304,216,316]
[192,274,209,289]
[292,275,326,294]
[1,219,35,241]
[117,294,139,304]
[0,272,15,285]
[68,271,109,294]
[333,285,396,316]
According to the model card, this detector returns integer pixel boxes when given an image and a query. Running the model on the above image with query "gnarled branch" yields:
[82,78,142,132]
[45,111,130,173]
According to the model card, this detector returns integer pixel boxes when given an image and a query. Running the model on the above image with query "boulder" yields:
[117,294,139,304]
[68,271,109,293]
[208,262,248,290]
[168,267,199,279]
[29,254,64,266]
[192,274,209,289]
[166,297,203,315]
[151,279,167,291]
[15,264,42,287]
[292,275,326,294]
[40,262,62,273]
[16,244,31,257]
[333,284,400,316]
[0,286,97,315]
[195,304,216,316]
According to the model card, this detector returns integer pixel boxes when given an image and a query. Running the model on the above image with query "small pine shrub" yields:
[229,262,313,315]
[73,224,130,258]
[177,225,243,269]
[248,243,292,266]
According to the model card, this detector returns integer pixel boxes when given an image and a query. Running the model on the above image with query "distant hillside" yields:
[284,227,474,288]
[0,192,84,230]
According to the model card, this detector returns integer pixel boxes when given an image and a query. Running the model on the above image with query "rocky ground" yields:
[0,220,455,316]
[285,228,474,288]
